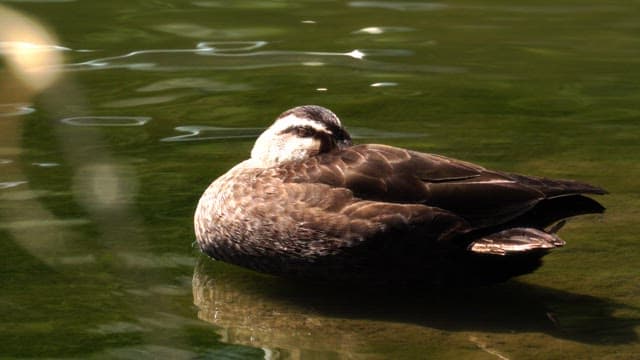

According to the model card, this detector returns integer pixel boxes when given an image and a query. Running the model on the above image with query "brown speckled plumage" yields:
[194,105,606,285]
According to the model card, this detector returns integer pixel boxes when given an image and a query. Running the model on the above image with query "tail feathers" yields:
[508,173,608,197]
[469,227,565,256]
[509,194,605,230]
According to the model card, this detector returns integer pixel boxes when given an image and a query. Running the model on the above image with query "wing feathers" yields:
[279,143,605,243]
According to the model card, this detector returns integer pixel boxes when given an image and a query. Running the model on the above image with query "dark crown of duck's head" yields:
[250,105,353,167]
[276,105,352,146]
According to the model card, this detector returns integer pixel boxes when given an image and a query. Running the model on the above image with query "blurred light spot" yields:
[73,164,138,211]
[356,27,383,34]
[370,82,398,87]
[303,62,324,66]
[0,103,35,117]
[60,116,151,127]
[0,181,27,189]
[0,5,64,92]
[316,87,328,92]
[354,26,414,34]
[32,162,60,167]
[346,49,365,59]
[301,20,316,24]
[0,159,13,165]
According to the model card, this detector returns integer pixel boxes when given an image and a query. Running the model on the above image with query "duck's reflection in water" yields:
[193,256,638,359]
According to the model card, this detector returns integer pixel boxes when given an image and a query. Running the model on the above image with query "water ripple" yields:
[60,116,151,127]
[370,82,398,87]
[154,24,283,39]
[61,41,461,74]
[160,126,262,142]
[0,103,35,117]
[353,26,415,35]
[0,181,27,189]
[68,41,372,70]
[192,1,297,9]
[137,78,250,92]
[196,41,268,52]
[349,1,448,11]
[32,162,60,167]
[101,95,184,108]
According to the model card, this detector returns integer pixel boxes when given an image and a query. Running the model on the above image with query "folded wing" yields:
[280,144,605,236]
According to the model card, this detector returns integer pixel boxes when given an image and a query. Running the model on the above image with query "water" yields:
[1,0,639,358]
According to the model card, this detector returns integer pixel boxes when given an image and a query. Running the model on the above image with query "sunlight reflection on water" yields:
[192,0,297,9]
[58,41,463,74]
[353,26,414,35]
[0,103,35,117]
[370,82,398,87]
[160,126,263,142]
[0,181,28,189]
[66,41,374,70]
[60,116,152,127]
[349,1,448,11]
[31,162,60,167]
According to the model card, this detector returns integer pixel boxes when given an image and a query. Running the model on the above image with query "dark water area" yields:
[1,0,639,358]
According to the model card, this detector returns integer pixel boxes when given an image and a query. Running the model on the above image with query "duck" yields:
[194,105,606,285]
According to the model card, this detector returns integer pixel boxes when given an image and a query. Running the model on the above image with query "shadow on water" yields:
[193,256,638,355]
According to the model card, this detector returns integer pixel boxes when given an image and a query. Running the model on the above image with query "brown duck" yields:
[194,105,606,285]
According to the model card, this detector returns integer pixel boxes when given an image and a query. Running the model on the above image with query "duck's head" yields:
[250,105,353,167]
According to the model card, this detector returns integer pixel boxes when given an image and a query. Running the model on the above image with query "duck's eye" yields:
[294,126,316,137]
[279,125,319,138]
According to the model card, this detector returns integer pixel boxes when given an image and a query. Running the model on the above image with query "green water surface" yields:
[1,0,639,358]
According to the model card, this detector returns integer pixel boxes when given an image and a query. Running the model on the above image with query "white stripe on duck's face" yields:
[250,106,352,167]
